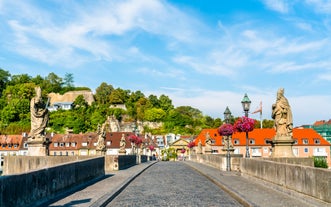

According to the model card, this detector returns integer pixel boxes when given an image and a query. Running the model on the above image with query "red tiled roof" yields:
[194,128,330,147]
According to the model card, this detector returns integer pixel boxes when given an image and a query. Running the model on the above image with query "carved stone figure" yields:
[96,123,106,151]
[272,88,293,137]
[204,132,213,153]
[119,134,126,151]
[28,87,49,142]
[197,140,202,154]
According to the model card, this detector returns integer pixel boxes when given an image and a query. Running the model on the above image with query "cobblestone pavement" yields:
[107,161,242,207]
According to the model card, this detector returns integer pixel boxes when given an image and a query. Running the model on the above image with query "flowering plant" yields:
[218,123,234,136]
[128,135,142,145]
[187,141,196,149]
[233,116,255,132]
[149,145,155,151]
[181,148,186,154]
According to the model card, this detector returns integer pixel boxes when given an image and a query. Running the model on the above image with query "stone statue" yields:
[272,88,293,137]
[204,132,213,153]
[119,134,126,151]
[197,140,202,154]
[96,123,106,151]
[28,86,49,142]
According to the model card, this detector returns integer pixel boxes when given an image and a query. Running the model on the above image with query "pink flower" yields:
[187,141,196,148]
[218,123,234,136]
[234,116,255,132]
[149,145,155,151]
[181,148,186,153]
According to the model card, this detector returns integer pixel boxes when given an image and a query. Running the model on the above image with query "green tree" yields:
[0,69,11,96]
[9,74,31,85]
[42,72,63,93]
[159,94,173,112]
[109,88,128,104]
[63,73,74,92]
[95,82,114,105]
[144,108,166,122]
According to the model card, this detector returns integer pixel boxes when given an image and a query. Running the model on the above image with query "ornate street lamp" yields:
[224,106,232,171]
[241,93,251,158]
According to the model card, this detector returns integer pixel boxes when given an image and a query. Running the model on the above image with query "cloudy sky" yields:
[1,0,331,126]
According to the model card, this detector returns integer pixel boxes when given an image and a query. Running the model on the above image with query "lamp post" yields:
[224,106,232,171]
[241,93,251,158]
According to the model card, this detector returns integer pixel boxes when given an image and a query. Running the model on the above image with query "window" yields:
[314,139,320,144]
[54,152,57,156]
[265,139,272,144]
[66,151,68,156]
[303,139,309,144]
[304,148,308,153]
[82,142,88,147]
[60,152,62,156]
[234,139,240,145]
[263,147,269,153]
[60,143,64,147]
[94,142,97,146]
[71,142,76,147]
[249,139,255,145]
[71,152,75,156]
[107,141,111,146]
[211,139,216,144]
[65,143,70,147]
[293,139,298,144]
[54,143,58,147]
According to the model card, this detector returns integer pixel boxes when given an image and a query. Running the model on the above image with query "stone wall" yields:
[0,157,104,207]
[190,154,243,171]
[2,156,93,175]
[104,155,137,172]
[241,158,331,203]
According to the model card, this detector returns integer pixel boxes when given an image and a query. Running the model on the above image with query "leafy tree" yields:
[95,82,114,105]
[148,94,160,108]
[73,95,88,108]
[31,75,44,86]
[144,108,166,122]
[159,94,173,112]
[109,88,128,104]
[63,73,74,92]
[0,69,11,96]
[9,74,31,85]
[42,72,63,93]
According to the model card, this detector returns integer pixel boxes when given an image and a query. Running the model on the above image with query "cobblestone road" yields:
[107,161,242,207]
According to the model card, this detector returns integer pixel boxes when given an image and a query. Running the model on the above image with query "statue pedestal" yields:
[270,136,295,158]
[27,141,48,156]
[96,149,106,155]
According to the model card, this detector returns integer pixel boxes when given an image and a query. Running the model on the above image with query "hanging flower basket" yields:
[187,141,196,149]
[234,116,255,132]
[181,148,186,154]
[218,123,234,136]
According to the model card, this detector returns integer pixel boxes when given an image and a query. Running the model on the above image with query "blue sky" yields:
[1,0,331,126]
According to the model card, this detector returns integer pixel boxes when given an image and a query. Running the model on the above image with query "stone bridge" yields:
[0,155,330,207]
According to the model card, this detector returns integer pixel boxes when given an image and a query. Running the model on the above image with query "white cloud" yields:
[262,0,290,13]
[305,0,331,13]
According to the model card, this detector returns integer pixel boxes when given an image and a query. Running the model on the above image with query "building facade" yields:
[194,128,331,166]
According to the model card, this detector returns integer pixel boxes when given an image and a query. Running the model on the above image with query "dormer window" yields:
[303,139,309,145]
[249,139,255,145]
[82,142,88,147]
[54,142,58,147]
[293,139,298,145]
[314,139,320,144]
[71,142,76,147]
[65,143,70,147]
[106,141,111,146]
[234,139,240,145]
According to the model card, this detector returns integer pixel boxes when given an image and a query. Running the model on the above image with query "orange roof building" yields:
[194,128,331,165]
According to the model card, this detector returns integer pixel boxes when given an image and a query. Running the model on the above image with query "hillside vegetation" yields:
[0,69,273,135]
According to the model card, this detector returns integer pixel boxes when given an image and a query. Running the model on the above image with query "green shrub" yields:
[314,156,328,168]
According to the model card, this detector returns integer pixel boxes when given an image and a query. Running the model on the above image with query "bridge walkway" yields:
[39,161,329,207]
